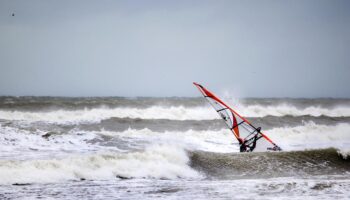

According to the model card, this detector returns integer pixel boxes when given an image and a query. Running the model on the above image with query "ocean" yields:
[0,96,349,199]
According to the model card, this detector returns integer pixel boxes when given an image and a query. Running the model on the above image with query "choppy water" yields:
[0,97,349,199]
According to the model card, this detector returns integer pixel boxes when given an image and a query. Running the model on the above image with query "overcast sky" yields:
[0,0,349,97]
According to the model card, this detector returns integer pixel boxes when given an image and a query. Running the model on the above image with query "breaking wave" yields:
[266,122,350,151]
[0,145,201,185]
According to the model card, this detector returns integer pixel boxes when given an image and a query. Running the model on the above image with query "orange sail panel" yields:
[193,82,282,151]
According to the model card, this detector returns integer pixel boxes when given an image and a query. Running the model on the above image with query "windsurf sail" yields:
[193,82,282,152]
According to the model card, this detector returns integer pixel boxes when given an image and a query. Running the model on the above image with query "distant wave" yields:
[0,106,215,124]
[1,104,350,124]
[240,104,350,118]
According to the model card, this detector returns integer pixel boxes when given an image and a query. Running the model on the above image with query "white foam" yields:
[94,128,238,153]
[85,122,350,154]
[0,145,201,185]
[1,104,350,124]
[0,125,106,159]
[266,122,350,151]
[337,149,350,159]
[2,121,350,158]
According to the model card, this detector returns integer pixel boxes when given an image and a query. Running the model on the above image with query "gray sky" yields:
[0,0,349,97]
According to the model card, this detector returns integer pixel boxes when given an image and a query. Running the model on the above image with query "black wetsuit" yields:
[240,135,258,152]
[240,142,247,152]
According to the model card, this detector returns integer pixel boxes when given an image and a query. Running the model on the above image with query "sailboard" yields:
[193,82,282,152]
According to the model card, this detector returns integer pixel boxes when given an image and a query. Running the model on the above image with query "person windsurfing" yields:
[193,82,282,152]
[238,134,258,152]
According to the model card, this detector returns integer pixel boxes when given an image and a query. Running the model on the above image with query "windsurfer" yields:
[193,82,282,152]
[238,135,258,152]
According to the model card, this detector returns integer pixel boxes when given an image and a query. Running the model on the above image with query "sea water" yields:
[0,97,349,199]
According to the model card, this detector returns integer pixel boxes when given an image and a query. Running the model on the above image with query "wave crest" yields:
[190,148,350,179]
